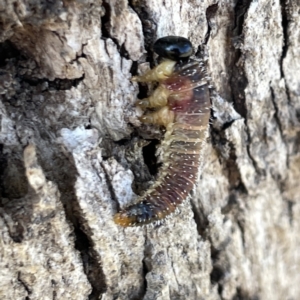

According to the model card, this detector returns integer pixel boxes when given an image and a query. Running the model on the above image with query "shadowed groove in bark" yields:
[1,211,25,243]
[141,236,155,298]
[128,0,157,70]
[100,0,112,39]
[279,0,298,137]
[101,0,126,58]
[101,0,131,60]
[279,0,289,80]
[236,217,246,250]
[286,199,294,226]
[130,59,151,105]
[0,151,28,200]
[205,3,219,44]
[0,40,21,66]
[37,144,107,299]
[74,227,107,300]
[244,126,264,176]
[233,288,260,300]
[0,144,9,199]
[229,0,252,119]
[128,0,158,50]
[270,86,285,142]
[100,160,120,211]
[141,259,149,298]
[17,272,30,299]
[210,264,225,287]
[142,139,160,176]
[43,146,107,299]
[229,0,264,177]
[211,129,247,191]
[269,85,290,179]
[19,76,84,90]
[205,133,247,295]
[210,248,225,295]
[191,198,209,236]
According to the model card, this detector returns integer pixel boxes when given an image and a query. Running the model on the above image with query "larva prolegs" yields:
[139,106,175,127]
[132,60,176,83]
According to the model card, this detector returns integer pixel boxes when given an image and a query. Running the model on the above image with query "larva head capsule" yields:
[153,36,193,61]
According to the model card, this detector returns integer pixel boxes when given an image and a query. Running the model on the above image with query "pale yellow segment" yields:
[132,59,176,82]
[140,106,175,127]
[145,85,171,108]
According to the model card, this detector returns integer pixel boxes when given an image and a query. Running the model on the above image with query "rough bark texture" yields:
[0,1,299,299]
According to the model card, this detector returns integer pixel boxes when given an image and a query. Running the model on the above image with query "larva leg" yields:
[132,60,176,83]
[140,106,175,127]
[137,84,171,109]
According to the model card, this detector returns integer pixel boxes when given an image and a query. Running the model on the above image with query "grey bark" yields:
[0,0,299,299]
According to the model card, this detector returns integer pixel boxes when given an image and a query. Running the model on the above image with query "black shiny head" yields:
[153,36,193,61]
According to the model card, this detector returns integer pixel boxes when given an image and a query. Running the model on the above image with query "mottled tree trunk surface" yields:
[0,1,299,299]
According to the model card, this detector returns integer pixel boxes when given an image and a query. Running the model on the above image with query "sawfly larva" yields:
[114,36,211,227]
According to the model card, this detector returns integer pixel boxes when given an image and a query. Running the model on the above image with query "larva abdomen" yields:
[114,37,210,227]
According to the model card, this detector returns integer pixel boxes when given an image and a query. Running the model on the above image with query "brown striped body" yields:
[114,59,210,226]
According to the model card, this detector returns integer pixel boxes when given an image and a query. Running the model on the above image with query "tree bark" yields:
[0,0,300,299]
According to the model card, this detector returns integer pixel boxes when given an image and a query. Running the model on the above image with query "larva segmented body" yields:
[114,36,210,227]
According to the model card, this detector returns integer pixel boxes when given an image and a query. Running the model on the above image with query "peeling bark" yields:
[0,1,300,299]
